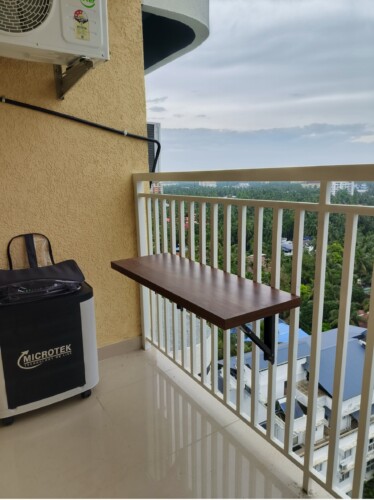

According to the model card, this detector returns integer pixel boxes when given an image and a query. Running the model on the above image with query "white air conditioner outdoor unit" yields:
[0,0,109,66]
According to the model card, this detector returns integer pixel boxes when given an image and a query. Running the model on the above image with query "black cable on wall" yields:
[0,96,161,173]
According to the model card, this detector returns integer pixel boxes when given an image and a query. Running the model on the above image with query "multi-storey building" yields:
[224,325,374,497]
[331,181,355,196]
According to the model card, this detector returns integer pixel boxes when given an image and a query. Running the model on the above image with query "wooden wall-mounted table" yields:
[111,253,300,364]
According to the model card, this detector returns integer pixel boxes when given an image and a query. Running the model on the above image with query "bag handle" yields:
[7,233,55,270]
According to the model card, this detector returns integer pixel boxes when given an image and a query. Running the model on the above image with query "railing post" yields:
[133,180,151,350]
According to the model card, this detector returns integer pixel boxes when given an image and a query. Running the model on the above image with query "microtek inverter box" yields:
[0,234,99,425]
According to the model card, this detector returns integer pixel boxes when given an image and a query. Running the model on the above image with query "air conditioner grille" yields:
[0,0,52,33]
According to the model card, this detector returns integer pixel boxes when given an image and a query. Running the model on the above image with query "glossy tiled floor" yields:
[0,348,330,498]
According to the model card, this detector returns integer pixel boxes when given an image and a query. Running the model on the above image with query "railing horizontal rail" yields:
[133,164,374,183]
[138,193,374,217]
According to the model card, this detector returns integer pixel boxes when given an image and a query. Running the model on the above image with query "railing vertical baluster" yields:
[179,201,185,257]
[179,201,187,368]
[188,201,195,260]
[153,199,160,254]
[267,208,283,441]
[200,320,207,385]
[147,197,154,256]
[170,199,179,361]
[303,181,331,493]
[198,203,207,385]
[211,325,218,394]
[189,202,197,376]
[181,306,187,369]
[236,326,244,415]
[284,209,305,454]
[162,199,168,252]
[224,204,232,273]
[223,329,231,405]
[326,213,358,489]
[171,199,176,255]
[251,206,263,426]
[238,206,247,278]
[209,203,219,389]
[133,181,151,348]
[199,202,206,265]
[352,265,374,498]
[237,205,247,413]
[161,199,169,354]
[211,203,218,268]
[153,199,162,348]
[146,197,157,345]
[164,299,170,357]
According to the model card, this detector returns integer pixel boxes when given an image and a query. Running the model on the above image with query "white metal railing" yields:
[133,165,374,499]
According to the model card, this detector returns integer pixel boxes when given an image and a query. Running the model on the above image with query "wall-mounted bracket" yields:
[54,57,94,100]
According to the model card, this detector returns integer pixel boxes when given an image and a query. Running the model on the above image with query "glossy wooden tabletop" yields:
[111,253,300,330]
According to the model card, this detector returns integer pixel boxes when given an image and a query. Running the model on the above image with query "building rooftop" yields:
[242,337,311,372]
[305,327,368,401]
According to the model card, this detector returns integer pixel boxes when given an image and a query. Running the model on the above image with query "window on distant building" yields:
[343,449,352,459]
[366,458,374,472]
[368,438,374,452]
[293,435,298,446]
[340,472,350,482]
[315,463,323,472]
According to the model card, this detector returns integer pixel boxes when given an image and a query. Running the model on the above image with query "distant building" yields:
[199,181,217,188]
[151,182,163,194]
[356,183,369,194]
[222,325,374,497]
[301,181,320,189]
[331,181,355,196]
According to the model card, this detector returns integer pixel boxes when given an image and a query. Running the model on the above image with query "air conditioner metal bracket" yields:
[54,57,94,100]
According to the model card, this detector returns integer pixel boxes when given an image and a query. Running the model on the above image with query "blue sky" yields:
[145,0,374,171]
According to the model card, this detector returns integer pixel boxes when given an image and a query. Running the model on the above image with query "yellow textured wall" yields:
[0,0,147,347]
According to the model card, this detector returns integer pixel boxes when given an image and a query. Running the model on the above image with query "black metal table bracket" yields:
[240,316,276,364]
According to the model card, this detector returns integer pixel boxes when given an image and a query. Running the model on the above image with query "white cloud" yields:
[351,134,374,144]
[146,0,374,132]
[148,106,166,113]
[157,124,374,171]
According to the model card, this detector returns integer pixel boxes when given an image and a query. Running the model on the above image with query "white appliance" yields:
[0,286,99,424]
[0,0,109,66]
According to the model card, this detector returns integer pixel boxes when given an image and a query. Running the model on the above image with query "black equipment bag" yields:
[0,234,85,305]
[0,260,85,305]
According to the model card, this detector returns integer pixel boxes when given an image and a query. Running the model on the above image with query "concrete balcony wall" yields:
[0,0,148,348]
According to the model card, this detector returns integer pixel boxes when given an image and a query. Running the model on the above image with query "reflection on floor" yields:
[0,347,330,498]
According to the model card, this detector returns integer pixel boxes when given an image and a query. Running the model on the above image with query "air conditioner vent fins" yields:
[0,0,52,34]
